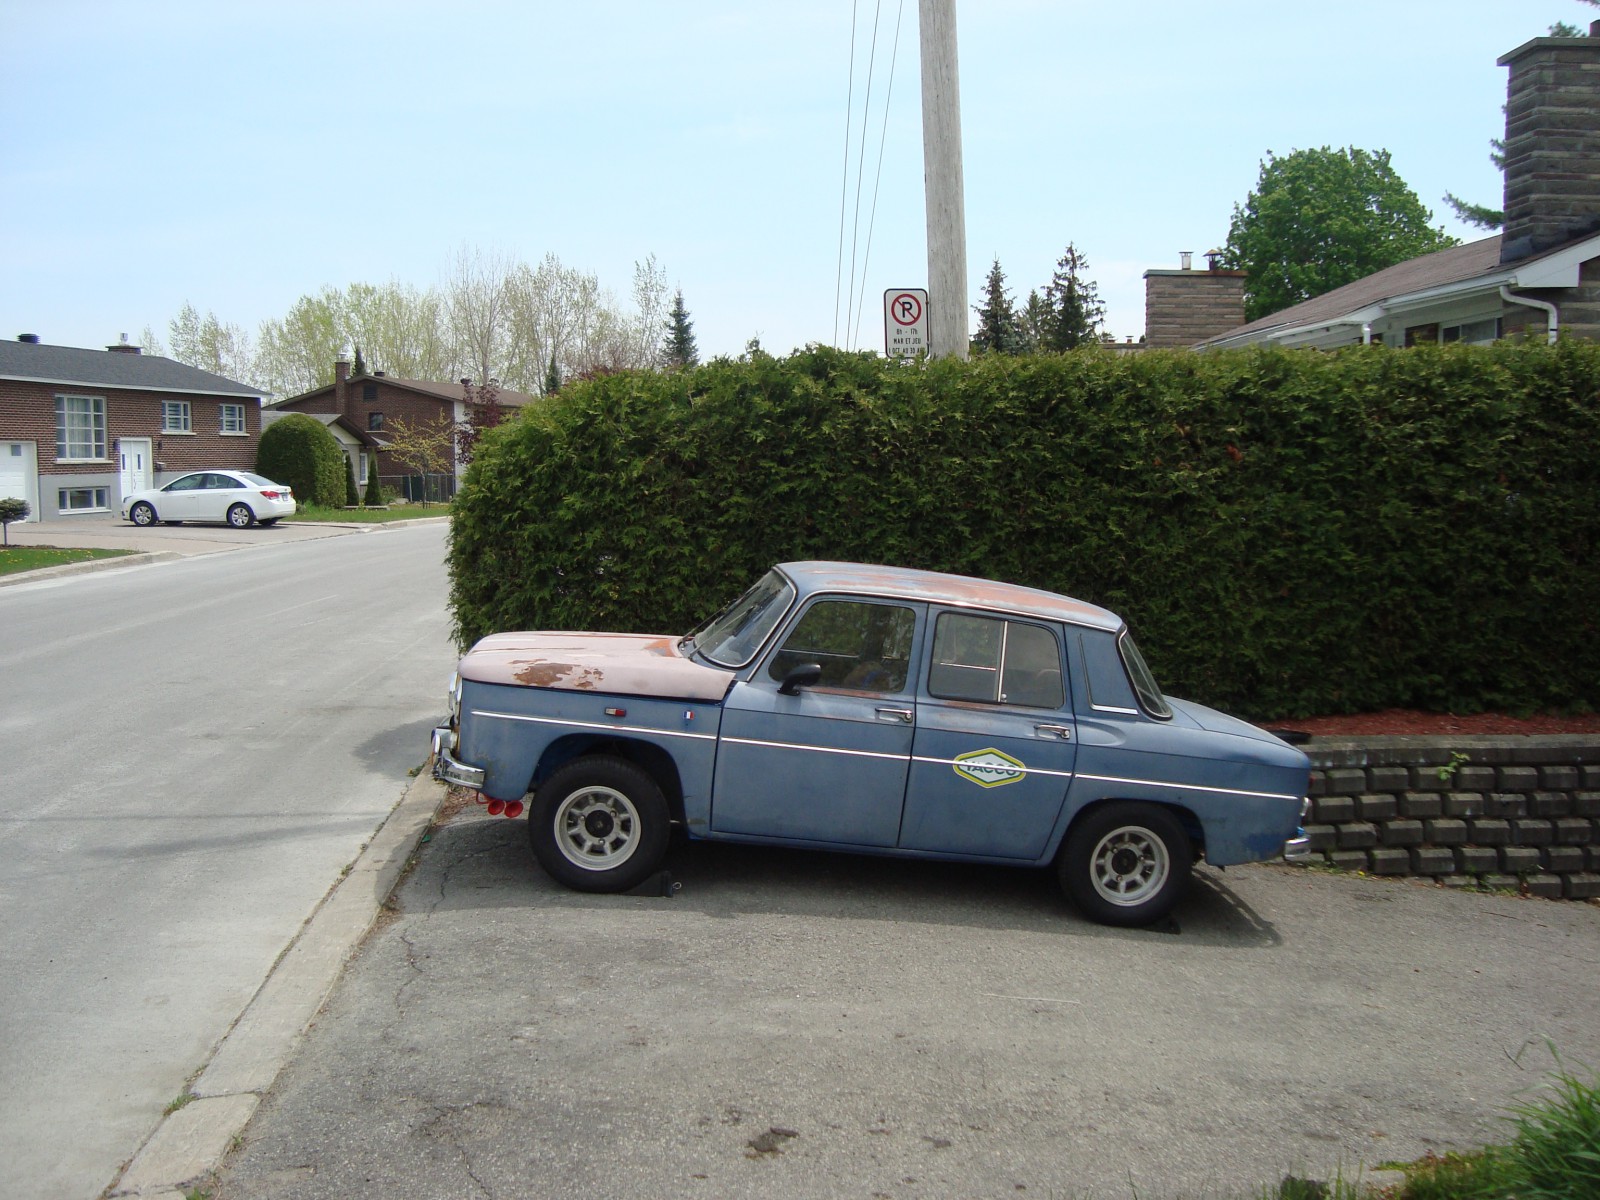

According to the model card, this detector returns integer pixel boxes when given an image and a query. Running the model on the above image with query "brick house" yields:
[0,335,266,522]
[1194,28,1600,351]
[266,360,536,497]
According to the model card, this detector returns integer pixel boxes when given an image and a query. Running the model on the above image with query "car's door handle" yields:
[876,707,913,724]
[1034,724,1073,741]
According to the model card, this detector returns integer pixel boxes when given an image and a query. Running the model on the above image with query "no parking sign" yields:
[884,288,928,359]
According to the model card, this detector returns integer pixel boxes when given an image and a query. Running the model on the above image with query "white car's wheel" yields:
[226,503,255,528]
[129,502,157,527]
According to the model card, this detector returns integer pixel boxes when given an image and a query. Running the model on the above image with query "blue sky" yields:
[0,1,1579,364]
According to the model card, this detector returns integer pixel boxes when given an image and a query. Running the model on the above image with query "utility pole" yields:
[919,0,968,359]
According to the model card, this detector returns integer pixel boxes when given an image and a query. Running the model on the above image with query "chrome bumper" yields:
[431,725,485,790]
[1282,797,1313,861]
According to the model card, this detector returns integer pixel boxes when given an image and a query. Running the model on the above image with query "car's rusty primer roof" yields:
[778,562,1123,632]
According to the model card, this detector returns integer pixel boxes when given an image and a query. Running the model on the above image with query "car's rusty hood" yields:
[458,631,736,702]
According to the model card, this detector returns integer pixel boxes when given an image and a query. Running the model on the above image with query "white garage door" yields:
[1,441,38,520]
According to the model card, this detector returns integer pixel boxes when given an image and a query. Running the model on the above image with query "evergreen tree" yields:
[364,455,383,506]
[344,455,359,506]
[971,258,1025,354]
[543,352,562,396]
[663,290,699,368]
[352,345,367,377]
[1037,244,1105,351]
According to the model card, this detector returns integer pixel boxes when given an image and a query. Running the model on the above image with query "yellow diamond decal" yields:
[952,748,1027,788]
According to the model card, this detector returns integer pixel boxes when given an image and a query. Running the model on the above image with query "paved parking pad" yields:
[213,812,1600,1200]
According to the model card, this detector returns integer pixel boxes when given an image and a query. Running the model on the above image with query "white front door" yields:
[118,438,152,500]
[1,441,38,520]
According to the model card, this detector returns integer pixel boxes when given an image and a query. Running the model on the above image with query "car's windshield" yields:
[685,569,796,668]
[1119,632,1172,720]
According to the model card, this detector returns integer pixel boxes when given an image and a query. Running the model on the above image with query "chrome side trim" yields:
[1074,772,1303,803]
[472,709,717,742]
[722,736,905,763]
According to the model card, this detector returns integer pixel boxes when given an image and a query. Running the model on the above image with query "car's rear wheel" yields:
[129,502,156,527]
[258,518,279,527]
[226,503,255,528]
[529,756,669,893]
[1060,802,1191,927]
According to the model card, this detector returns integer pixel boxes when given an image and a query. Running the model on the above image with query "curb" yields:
[105,771,448,1198]
[0,550,182,588]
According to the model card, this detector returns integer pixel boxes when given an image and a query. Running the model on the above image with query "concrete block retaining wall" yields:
[1301,736,1600,900]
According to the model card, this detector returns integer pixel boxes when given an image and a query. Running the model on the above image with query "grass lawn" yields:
[0,546,138,576]
[283,503,451,524]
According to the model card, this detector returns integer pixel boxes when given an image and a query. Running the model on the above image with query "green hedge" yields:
[257,413,346,508]
[448,342,1600,719]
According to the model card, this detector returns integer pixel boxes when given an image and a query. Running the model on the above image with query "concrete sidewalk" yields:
[105,774,449,1199]
[2,513,447,586]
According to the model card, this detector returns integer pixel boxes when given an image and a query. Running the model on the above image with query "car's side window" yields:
[766,600,916,693]
[165,474,202,492]
[928,612,1064,708]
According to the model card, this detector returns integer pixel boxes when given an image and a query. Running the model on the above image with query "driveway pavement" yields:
[204,810,1600,1200]
[3,512,368,561]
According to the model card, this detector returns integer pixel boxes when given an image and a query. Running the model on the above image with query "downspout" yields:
[1361,324,1373,345]
[1499,285,1559,344]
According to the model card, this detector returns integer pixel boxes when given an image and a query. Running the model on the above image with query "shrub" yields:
[344,456,359,507]
[258,414,345,508]
[448,342,1600,719]
[0,496,28,546]
[364,455,383,506]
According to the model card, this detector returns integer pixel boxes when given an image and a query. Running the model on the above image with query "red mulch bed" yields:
[1262,710,1600,737]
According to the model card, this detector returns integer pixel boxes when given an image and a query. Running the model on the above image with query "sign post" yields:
[884,288,929,359]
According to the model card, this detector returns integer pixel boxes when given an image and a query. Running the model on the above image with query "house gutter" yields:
[1499,285,1559,344]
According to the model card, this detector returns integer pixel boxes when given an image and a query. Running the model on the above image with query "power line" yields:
[851,0,906,350]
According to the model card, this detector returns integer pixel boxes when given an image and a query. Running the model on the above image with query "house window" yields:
[58,486,109,512]
[220,404,246,434]
[162,401,192,433]
[1442,317,1502,345]
[368,411,384,431]
[362,384,378,401]
[55,394,107,460]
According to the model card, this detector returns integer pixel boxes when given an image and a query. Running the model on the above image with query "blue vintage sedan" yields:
[433,562,1311,926]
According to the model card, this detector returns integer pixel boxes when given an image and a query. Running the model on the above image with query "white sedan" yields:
[121,470,296,528]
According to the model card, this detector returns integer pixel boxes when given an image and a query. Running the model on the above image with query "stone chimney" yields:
[1143,251,1247,348]
[334,358,351,417]
[1498,25,1600,263]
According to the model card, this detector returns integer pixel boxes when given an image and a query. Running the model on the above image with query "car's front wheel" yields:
[1060,802,1191,927]
[226,503,255,528]
[129,502,157,527]
[528,756,669,893]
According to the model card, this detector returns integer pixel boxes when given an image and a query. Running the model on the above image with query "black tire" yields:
[528,756,670,893]
[129,502,157,527]
[1059,802,1192,927]
[226,503,255,529]
[258,518,279,527]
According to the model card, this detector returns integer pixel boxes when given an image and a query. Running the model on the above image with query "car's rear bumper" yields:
[1282,798,1313,861]
[431,725,485,790]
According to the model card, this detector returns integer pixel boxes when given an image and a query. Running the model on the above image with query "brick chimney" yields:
[334,358,351,417]
[1143,251,1247,347]
[1498,25,1600,263]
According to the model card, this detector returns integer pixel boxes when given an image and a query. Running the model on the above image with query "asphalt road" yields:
[0,521,457,1199]
[212,811,1600,1200]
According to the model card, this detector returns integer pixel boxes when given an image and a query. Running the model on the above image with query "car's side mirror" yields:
[778,662,823,695]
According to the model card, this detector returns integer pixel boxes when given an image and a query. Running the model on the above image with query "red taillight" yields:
[504,800,524,819]
[486,798,506,816]
[260,490,283,499]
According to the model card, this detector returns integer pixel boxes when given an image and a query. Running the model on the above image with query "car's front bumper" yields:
[431,725,485,790]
